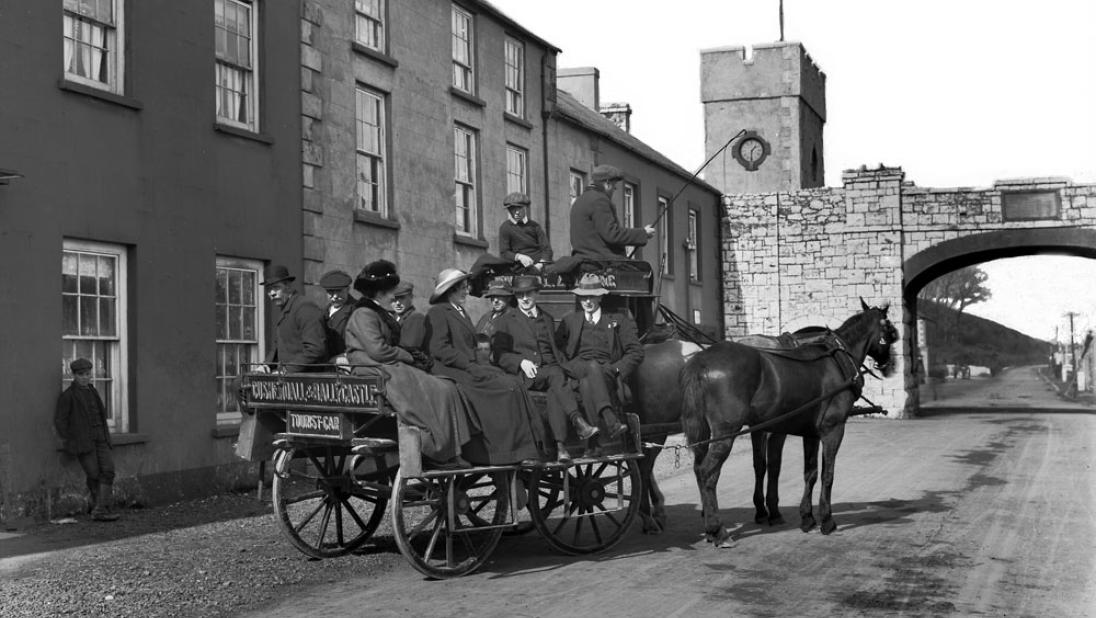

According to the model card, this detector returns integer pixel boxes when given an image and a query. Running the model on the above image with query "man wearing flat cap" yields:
[498,192,552,271]
[570,164,655,259]
[319,269,356,360]
[391,280,427,352]
[262,264,327,373]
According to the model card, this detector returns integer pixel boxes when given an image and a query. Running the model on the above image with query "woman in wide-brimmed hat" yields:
[425,268,543,464]
[343,260,472,467]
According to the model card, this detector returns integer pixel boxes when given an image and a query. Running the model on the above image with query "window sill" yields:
[449,86,486,108]
[351,42,399,68]
[504,113,533,130]
[354,210,400,229]
[214,123,274,145]
[211,425,240,439]
[453,234,489,249]
[58,79,143,110]
[688,278,703,286]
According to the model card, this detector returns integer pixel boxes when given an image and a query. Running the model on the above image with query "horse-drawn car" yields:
[235,257,899,575]
[235,260,657,579]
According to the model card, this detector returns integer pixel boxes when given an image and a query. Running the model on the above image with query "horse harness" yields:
[643,329,876,461]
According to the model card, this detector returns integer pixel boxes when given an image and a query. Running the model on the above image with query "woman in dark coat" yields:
[425,268,543,465]
[344,260,472,466]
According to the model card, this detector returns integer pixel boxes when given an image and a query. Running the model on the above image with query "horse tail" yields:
[680,353,710,445]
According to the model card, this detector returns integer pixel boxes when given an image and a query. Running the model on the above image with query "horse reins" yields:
[641,326,889,463]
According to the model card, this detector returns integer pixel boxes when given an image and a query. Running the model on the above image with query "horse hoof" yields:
[820,520,837,535]
[643,522,664,535]
[800,517,816,533]
[754,512,767,525]
[769,515,786,527]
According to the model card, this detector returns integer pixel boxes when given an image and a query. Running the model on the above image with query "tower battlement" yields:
[700,41,825,121]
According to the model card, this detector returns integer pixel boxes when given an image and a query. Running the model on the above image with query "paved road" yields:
[245,367,1096,618]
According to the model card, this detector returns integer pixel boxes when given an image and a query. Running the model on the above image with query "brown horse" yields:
[679,301,898,546]
[628,328,836,533]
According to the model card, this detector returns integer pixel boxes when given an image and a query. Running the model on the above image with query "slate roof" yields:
[554,89,722,196]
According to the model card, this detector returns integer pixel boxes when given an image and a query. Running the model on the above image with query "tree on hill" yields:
[918,266,992,342]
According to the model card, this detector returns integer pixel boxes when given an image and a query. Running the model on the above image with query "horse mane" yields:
[834,308,879,343]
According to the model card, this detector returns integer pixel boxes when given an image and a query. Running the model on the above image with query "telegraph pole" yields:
[1065,311,1079,392]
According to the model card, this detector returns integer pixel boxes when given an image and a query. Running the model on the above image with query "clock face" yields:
[741,139,765,163]
[732,131,770,171]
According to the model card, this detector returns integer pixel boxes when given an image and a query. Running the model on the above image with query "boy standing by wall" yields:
[54,358,119,521]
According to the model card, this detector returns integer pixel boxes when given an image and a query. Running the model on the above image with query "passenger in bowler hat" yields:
[318,269,355,360]
[490,274,599,462]
[261,264,327,373]
[555,273,644,451]
[498,192,552,271]
[475,278,514,337]
[569,164,655,259]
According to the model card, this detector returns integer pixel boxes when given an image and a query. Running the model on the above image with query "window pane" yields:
[97,255,115,296]
[62,253,79,292]
[242,306,255,340]
[216,304,228,340]
[80,296,98,335]
[229,270,243,304]
[241,271,255,304]
[63,296,79,335]
[99,297,116,336]
[79,255,97,294]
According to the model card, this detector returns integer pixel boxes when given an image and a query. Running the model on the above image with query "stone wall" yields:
[723,167,1096,418]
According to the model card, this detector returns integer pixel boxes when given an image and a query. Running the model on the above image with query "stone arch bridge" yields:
[721,166,1096,417]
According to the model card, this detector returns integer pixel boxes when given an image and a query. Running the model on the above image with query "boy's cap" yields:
[504,192,531,208]
[70,358,93,372]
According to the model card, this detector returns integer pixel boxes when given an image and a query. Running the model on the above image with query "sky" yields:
[492,0,1096,342]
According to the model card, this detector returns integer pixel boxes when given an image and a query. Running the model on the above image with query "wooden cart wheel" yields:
[528,457,640,555]
[390,469,507,579]
[272,445,393,559]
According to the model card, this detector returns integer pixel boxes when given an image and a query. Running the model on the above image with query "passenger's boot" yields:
[571,415,599,440]
[601,409,628,439]
[91,482,119,522]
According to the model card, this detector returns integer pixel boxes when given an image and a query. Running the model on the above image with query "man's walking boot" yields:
[91,483,119,522]
[601,409,628,440]
[572,415,599,440]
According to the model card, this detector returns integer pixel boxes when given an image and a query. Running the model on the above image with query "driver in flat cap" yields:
[569,164,655,259]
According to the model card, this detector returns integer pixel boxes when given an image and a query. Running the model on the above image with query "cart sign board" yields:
[287,411,345,439]
[242,373,383,413]
[1001,191,1060,221]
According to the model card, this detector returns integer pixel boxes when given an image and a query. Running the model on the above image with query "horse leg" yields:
[818,423,847,535]
[765,433,787,526]
[692,429,738,547]
[799,436,820,532]
[751,432,768,524]
[638,438,668,534]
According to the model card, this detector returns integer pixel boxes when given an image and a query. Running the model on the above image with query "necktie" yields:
[586,313,595,325]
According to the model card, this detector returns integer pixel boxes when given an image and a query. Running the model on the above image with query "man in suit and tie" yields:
[491,275,599,462]
[556,273,645,442]
[262,265,327,373]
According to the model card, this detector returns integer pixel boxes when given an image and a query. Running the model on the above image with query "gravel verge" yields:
[1,492,405,617]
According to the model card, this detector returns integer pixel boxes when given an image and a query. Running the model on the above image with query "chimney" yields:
[557,66,599,111]
[600,102,632,133]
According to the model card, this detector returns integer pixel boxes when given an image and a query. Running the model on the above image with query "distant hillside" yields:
[919,301,1050,375]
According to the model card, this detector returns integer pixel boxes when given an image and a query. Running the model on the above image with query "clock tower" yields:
[700,41,826,193]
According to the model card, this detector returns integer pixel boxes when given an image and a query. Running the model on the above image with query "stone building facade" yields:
[723,168,1096,417]
[299,0,723,331]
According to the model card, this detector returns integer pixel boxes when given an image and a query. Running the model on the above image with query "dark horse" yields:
[628,328,846,534]
[678,301,898,546]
